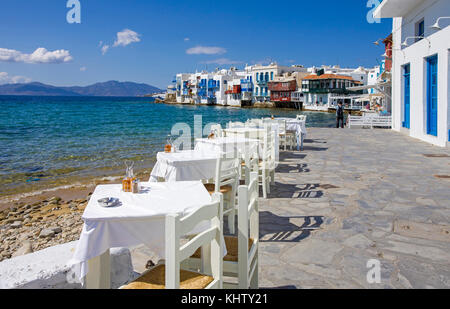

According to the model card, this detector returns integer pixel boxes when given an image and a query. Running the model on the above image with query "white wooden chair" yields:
[211,124,224,137]
[259,128,275,198]
[242,147,259,187]
[204,153,240,235]
[121,193,224,289]
[222,130,258,188]
[187,172,259,289]
[277,119,290,151]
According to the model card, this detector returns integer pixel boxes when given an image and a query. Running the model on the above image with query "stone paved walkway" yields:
[258,128,450,289]
[131,128,450,289]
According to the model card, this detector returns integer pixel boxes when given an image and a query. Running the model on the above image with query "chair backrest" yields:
[261,127,275,170]
[237,172,259,289]
[277,119,287,134]
[214,152,240,192]
[165,193,224,289]
[211,124,223,137]
[242,143,259,185]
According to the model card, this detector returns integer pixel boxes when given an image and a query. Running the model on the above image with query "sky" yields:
[0,0,392,89]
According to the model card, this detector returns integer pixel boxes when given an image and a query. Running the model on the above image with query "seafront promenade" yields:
[257,128,450,288]
[131,128,450,288]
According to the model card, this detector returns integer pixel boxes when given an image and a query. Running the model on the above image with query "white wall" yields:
[0,241,136,289]
[391,0,449,147]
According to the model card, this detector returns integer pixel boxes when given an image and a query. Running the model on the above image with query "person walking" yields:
[336,102,345,128]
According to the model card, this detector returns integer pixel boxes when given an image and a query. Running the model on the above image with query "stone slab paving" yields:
[130,128,450,289]
[258,128,450,289]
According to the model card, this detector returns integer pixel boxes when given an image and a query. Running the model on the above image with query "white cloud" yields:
[0,47,73,64]
[201,58,242,65]
[0,72,32,85]
[113,29,141,47]
[184,38,190,42]
[101,45,110,55]
[186,46,227,55]
[100,29,141,55]
[80,66,87,72]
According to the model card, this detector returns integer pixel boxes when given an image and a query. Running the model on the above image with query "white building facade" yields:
[247,64,308,103]
[375,0,450,147]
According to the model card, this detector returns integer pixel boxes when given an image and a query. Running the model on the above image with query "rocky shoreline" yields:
[0,195,90,262]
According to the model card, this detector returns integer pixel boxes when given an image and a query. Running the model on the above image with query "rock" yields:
[12,241,33,258]
[39,229,56,238]
[49,227,62,234]
[10,221,22,229]
[48,197,62,206]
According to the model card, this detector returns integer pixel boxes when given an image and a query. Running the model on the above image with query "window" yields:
[402,64,411,129]
[270,72,274,80]
[416,19,425,42]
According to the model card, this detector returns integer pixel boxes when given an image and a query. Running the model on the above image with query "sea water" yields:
[0,96,335,197]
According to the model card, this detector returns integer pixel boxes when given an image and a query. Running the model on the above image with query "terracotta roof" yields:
[303,74,356,81]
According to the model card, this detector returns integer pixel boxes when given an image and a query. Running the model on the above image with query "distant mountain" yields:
[0,81,162,97]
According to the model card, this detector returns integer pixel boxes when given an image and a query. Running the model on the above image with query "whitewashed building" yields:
[247,63,308,103]
[374,0,450,147]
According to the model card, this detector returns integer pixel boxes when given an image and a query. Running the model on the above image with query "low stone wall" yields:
[0,241,137,289]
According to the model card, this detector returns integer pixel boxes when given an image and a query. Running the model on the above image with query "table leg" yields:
[86,249,111,289]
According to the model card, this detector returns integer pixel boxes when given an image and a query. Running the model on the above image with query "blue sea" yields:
[0,96,335,197]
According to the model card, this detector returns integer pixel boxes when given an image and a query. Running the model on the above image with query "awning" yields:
[355,96,371,103]
[373,0,425,18]
[348,81,391,92]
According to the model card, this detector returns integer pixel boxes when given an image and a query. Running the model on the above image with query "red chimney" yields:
[383,34,393,72]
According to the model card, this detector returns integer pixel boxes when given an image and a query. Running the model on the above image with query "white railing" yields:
[348,115,392,129]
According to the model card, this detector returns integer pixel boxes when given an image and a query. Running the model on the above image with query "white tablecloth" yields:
[149,150,219,182]
[224,127,279,162]
[195,137,260,157]
[68,181,215,281]
[277,118,307,138]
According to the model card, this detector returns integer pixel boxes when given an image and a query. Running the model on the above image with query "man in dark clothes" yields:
[336,102,345,128]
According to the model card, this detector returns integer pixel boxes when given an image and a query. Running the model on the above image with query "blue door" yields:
[403,64,411,129]
[426,55,438,136]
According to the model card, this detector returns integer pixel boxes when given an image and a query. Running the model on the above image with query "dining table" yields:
[68,181,223,289]
[149,150,219,182]
[223,126,280,162]
[194,136,260,157]
[275,118,307,151]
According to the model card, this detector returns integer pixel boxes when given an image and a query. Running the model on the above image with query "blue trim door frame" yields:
[426,55,438,137]
[402,64,411,129]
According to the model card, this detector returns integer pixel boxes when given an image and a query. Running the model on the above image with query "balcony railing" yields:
[256,79,268,85]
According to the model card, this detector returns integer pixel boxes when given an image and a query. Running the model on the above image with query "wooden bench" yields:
[348,115,392,129]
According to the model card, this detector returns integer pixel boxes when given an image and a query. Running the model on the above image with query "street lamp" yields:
[430,17,450,31]
[373,38,386,46]
[401,36,431,48]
